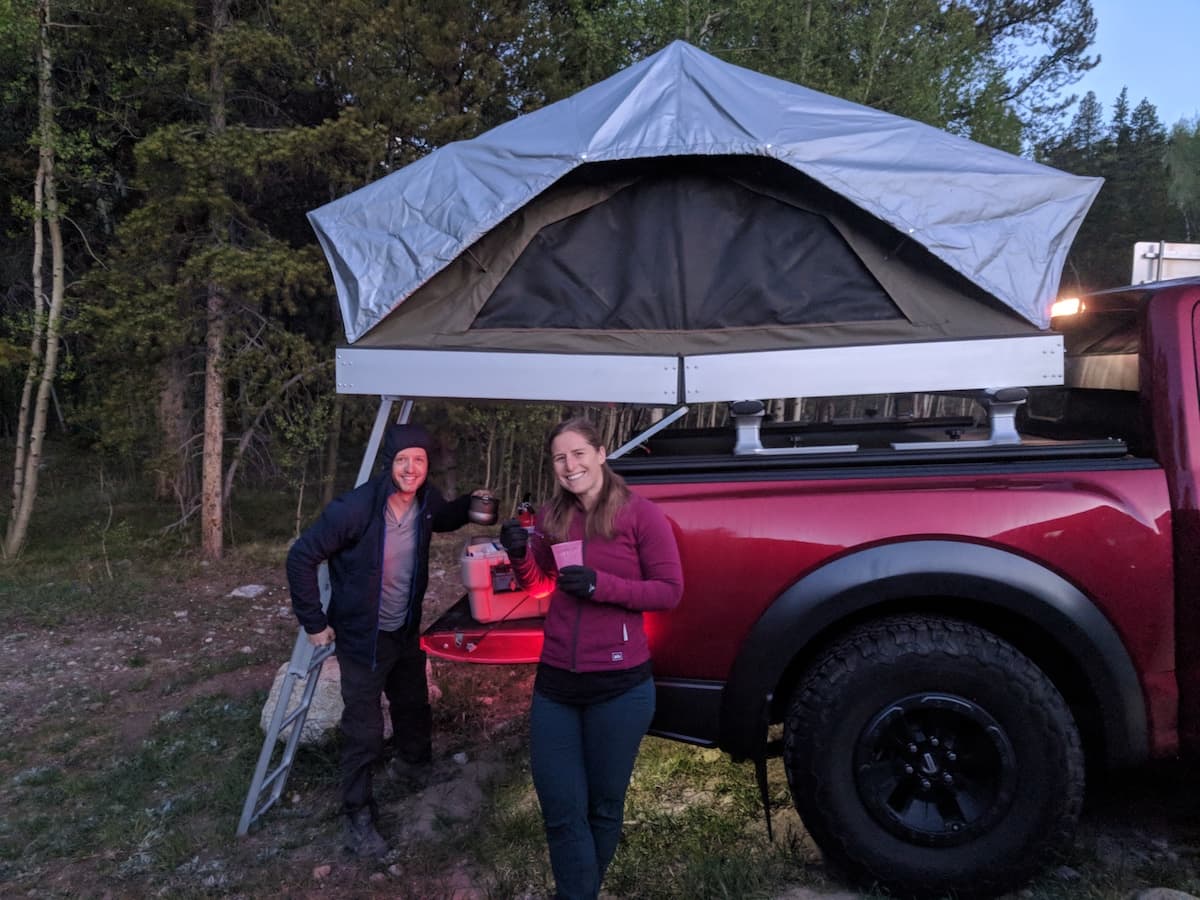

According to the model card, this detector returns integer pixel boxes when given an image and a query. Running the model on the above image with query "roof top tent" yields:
[309,39,1101,424]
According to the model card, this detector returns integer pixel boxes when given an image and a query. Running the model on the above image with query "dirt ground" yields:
[0,538,533,898]
[2,536,1199,899]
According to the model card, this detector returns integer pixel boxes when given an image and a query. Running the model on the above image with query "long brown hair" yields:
[540,417,631,542]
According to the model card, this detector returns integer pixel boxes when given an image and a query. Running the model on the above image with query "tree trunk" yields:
[155,355,193,504]
[438,419,459,498]
[5,0,66,560]
[499,426,513,507]
[200,0,230,560]
[483,424,495,492]
[9,159,46,542]
[321,393,343,506]
[201,286,226,559]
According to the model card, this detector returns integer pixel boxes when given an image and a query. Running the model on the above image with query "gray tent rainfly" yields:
[309,41,1102,406]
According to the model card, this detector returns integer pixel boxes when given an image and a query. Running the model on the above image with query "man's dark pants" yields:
[336,627,432,814]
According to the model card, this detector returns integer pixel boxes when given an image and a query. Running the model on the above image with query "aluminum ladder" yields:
[237,570,336,836]
[237,396,410,836]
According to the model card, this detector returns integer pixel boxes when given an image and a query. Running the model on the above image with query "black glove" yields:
[498,519,528,560]
[557,565,597,600]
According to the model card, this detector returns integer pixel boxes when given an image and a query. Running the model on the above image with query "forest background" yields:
[2,0,1199,560]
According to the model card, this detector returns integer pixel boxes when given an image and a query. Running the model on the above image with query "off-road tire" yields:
[783,614,1084,898]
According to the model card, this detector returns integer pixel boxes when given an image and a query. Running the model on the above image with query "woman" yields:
[500,417,684,900]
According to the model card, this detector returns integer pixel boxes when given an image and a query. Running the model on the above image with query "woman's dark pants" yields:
[530,678,656,900]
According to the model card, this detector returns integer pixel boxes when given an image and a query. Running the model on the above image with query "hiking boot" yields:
[342,807,388,858]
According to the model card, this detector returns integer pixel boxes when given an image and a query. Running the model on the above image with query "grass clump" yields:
[1,692,268,892]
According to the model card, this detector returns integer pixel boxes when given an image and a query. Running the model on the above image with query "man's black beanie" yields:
[382,423,434,465]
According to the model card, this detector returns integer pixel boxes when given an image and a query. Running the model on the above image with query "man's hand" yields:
[499,519,528,560]
[307,626,335,647]
[557,565,597,600]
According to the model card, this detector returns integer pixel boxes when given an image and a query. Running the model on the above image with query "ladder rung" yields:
[279,700,312,730]
[250,794,280,823]
[259,761,289,794]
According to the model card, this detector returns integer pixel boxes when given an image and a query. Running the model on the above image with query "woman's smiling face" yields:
[551,429,606,507]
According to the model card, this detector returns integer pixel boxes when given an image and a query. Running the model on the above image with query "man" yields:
[287,422,482,857]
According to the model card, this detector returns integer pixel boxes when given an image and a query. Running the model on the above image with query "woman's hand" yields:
[557,565,597,599]
[499,518,529,560]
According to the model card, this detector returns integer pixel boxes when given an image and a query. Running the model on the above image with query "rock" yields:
[369,872,387,883]
[453,752,469,765]
[1095,834,1128,870]
[260,657,345,745]
[1053,865,1082,882]
[447,865,481,900]
[404,760,499,840]
[1130,890,1200,900]
[230,584,268,598]
[312,864,332,880]
[260,655,444,745]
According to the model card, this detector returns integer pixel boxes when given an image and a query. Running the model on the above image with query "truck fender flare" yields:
[718,539,1147,767]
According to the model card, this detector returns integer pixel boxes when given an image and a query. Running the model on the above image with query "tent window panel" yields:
[474,173,903,332]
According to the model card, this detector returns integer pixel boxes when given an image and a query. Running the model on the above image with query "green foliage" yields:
[527,0,1097,152]
[0,0,36,118]
[1166,118,1200,240]
[1039,89,1187,291]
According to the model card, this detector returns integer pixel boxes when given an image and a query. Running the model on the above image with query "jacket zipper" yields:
[371,487,392,672]
[405,493,427,633]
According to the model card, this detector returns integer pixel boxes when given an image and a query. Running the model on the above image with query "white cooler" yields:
[460,536,550,623]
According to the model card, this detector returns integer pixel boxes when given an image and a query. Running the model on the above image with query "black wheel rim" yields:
[852,693,1018,847]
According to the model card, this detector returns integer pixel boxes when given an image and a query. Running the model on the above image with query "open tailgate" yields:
[420,595,544,664]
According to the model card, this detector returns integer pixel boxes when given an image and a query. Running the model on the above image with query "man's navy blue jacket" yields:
[287,469,471,668]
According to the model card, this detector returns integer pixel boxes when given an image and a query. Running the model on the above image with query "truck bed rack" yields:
[613,435,1135,479]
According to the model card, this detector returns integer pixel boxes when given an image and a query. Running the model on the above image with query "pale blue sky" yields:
[1068,0,1199,127]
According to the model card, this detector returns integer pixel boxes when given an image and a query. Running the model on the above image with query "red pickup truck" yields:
[423,278,1200,897]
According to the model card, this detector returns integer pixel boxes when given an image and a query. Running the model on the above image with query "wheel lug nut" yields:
[920,778,931,791]
[930,737,939,748]
[907,743,918,754]
[946,751,957,762]
[942,773,953,785]
[904,765,914,775]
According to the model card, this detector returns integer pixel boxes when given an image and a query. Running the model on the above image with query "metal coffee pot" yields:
[468,493,498,525]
